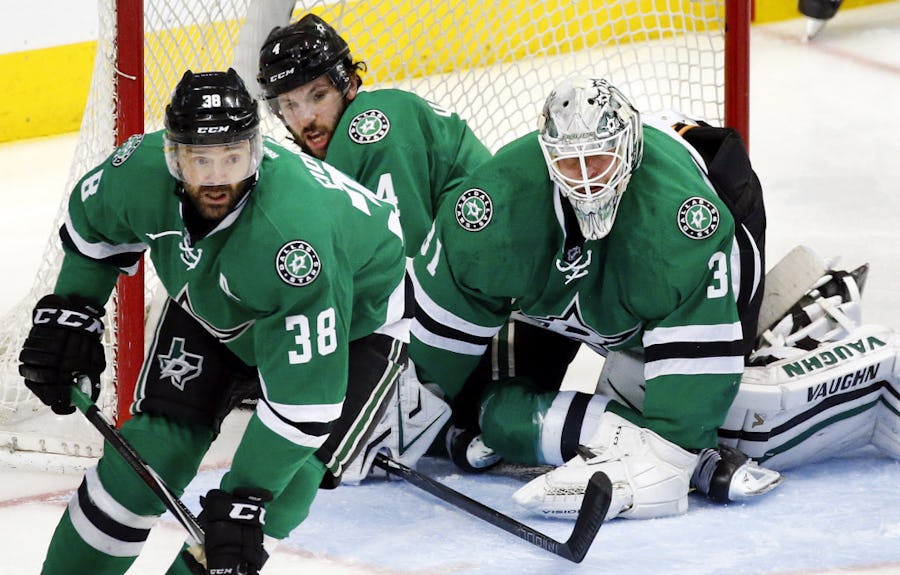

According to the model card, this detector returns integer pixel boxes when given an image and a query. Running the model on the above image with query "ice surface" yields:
[1,4,899,573]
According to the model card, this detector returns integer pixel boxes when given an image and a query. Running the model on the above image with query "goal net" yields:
[0,0,749,465]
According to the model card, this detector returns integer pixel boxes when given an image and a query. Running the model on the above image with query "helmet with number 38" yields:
[163,68,263,185]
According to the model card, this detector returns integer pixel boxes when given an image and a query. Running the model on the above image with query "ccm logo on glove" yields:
[34,307,104,334]
[229,502,266,523]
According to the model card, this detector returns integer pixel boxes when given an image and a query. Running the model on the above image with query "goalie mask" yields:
[538,77,643,240]
[164,68,263,186]
[257,13,355,116]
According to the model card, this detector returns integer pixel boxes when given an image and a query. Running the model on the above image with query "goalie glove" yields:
[691,445,783,503]
[513,412,697,520]
[18,294,105,415]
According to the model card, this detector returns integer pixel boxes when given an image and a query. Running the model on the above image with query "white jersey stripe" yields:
[644,322,743,346]
[645,355,744,379]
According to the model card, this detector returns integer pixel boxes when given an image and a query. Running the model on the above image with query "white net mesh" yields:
[0,0,738,460]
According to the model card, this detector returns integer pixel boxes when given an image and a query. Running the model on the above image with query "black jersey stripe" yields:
[414,306,495,347]
[645,338,742,362]
[60,225,144,271]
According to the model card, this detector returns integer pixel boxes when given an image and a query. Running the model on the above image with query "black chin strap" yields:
[559,192,587,264]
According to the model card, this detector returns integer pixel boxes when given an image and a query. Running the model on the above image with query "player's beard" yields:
[186,183,248,221]
[288,96,350,160]
[290,122,332,160]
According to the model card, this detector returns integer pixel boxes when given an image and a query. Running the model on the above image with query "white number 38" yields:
[284,308,338,364]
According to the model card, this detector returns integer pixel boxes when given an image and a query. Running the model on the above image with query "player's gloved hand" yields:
[18,294,105,415]
[199,487,273,575]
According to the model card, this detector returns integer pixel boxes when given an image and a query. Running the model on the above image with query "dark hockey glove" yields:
[198,487,272,575]
[18,294,105,415]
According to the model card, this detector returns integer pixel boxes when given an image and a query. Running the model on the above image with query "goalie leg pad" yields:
[512,412,697,520]
[340,363,451,484]
[724,324,896,470]
[872,360,900,458]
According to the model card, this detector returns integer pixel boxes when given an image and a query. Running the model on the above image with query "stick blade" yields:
[562,471,613,563]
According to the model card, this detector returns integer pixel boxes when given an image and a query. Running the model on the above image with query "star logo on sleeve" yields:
[275,240,321,286]
[677,196,720,239]
[348,109,390,144]
[455,189,493,231]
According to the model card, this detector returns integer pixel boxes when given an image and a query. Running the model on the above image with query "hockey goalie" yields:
[513,249,899,520]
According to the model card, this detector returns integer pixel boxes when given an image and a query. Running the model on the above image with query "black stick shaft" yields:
[373,453,611,562]
[71,385,205,547]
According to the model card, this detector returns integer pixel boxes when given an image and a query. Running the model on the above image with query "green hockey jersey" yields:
[322,89,491,255]
[410,124,745,449]
[55,131,406,493]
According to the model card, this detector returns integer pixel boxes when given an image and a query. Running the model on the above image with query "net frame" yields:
[0,0,750,463]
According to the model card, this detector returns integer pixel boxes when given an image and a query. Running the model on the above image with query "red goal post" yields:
[0,0,750,463]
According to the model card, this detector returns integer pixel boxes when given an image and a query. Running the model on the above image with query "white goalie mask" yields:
[538,77,643,240]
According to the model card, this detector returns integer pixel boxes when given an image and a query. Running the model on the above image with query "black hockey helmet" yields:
[164,68,260,145]
[257,13,355,101]
[798,0,843,20]
[164,69,263,184]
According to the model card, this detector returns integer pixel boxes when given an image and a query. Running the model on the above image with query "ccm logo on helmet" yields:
[270,67,295,82]
[197,126,230,134]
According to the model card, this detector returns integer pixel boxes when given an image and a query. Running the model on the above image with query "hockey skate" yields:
[446,426,503,473]
[691,445,783,502]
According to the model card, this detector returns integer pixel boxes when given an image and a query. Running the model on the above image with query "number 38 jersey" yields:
[55,131,406,487]
[410,124,746,449]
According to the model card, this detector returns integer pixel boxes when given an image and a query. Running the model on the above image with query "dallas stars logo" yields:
[275,240,321,286]
[348,109,390,144]
[515,294,641,353]
[455,189,493,231]
[677,196,720,239]
[111,134,143,166]
[157,337,203,391]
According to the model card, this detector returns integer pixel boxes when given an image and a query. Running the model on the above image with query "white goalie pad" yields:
[513,412,697,520]
[340,363,451,484]
[722,323,900,470]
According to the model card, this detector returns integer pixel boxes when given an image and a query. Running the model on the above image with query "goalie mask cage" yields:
[0,0,750,466]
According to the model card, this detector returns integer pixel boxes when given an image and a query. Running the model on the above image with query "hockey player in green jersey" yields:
[18,69,407,574]
[408,76,779,520]
[257,13,492,258]
[256,13,491,481]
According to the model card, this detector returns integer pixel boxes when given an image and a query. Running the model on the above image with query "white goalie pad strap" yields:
[753,264,866,361]
[513,412,697,520]
[340,362,451,484]
[722,324,899,470]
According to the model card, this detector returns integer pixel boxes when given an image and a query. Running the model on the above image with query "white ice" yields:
[1,5,899,574]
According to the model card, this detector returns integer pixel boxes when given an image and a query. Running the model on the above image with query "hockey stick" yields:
[70,381,207,561]
[372,453,612,563]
